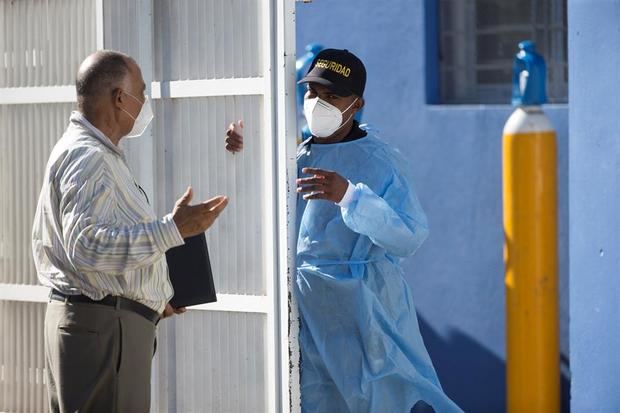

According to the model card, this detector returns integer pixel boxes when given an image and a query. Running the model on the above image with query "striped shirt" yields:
[32,111,184,313]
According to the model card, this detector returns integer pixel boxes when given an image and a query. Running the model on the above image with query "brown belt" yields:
[49,290,161,324]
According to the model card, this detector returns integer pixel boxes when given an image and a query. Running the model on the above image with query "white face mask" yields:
[120,91,154,138]
[303,96,358,138]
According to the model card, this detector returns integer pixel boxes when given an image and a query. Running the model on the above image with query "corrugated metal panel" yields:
[0,1,289,411]
[0,301,47,413]
[149,96,267,296]
[153,0,263,81]
[0,0,96,88]
[102,0,142,60]
[152,311,267,413]
[0,103,74,285]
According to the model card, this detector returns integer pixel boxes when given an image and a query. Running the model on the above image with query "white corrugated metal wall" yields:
[0,1,98,411]
[0,0,299,412]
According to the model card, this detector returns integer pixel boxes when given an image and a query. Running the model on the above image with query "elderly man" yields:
[32,50,228,413]
[226,49,462,412]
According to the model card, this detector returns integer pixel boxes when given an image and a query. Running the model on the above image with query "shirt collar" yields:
[70,111,124,156]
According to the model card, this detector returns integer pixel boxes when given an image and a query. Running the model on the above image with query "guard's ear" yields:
[354,97,365,111]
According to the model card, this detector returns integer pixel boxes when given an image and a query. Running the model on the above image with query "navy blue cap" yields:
[298,48,366,97]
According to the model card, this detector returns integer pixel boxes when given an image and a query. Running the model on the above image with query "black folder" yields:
[165,233,217,308]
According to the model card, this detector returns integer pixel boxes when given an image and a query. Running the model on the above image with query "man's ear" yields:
[112,88,124,109]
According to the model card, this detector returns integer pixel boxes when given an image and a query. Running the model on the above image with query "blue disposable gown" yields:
[295,133,462,413]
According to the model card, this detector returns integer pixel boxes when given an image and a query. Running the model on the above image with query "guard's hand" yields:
[296,167,349,203]
[172,187,229,238]
[162,303,187,319]
[225,120,244,153]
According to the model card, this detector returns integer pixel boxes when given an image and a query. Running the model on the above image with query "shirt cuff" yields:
[337,181,356,208]
[155,213,185,251]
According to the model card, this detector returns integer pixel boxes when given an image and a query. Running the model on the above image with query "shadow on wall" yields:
[418,317,570,413]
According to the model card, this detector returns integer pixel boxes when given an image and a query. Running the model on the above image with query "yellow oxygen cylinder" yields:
[503,40,560,413]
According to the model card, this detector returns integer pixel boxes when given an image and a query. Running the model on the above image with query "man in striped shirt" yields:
[32,50,228,413]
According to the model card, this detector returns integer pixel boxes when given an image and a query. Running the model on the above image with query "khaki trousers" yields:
[44,300,157,413]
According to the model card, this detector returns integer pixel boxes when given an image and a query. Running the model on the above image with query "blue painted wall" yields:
[569,1,620,411]
[296,1,569,412]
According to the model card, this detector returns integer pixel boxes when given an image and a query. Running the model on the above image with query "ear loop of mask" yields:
[330,97,359,135]
[119,91,143,120]
[120,107,136,121]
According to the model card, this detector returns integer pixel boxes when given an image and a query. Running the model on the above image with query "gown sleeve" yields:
[339,167,429,257]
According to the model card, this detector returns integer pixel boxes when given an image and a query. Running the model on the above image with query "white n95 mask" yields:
[121,91,154,138]
[303,97,358,138]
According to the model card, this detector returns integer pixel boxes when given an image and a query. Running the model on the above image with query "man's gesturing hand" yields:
[296,167,349,203]
[172,187,229,239]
